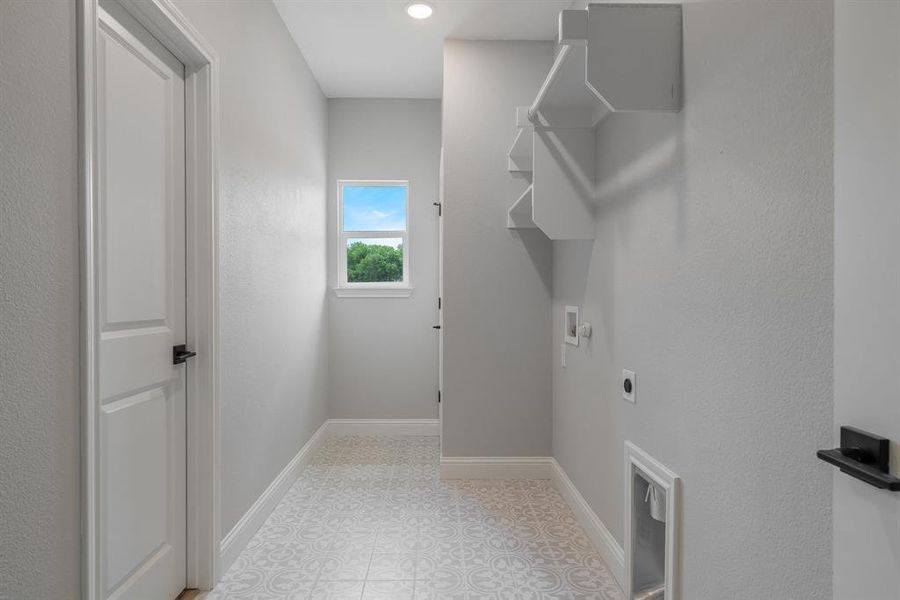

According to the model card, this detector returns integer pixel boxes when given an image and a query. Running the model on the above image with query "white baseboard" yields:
[327,418,439,437]
[550,458,625,589]
[439,456,554,480]
[219,420,329,574]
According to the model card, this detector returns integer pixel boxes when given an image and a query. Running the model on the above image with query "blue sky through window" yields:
[342,185,407,231]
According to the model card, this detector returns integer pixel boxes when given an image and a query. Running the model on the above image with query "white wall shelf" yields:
[507,185,536,230]
[508,127,533,173]
[508,106,534,172]
[506,5,682,241]
[532,129,595,240]
[530,43,609,130]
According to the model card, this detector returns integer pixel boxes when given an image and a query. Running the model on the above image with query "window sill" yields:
[332,287,414,299]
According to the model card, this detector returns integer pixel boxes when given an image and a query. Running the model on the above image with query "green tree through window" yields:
[346,241,403,283]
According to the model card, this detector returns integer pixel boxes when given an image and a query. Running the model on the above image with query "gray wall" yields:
[0,1,81,597]
[172,0,329,537]
[552,2,833,598]
[834,2,900,597]
[441,41,554,457]
[327,99,441,419]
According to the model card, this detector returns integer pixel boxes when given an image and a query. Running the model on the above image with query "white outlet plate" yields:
[622,369,635,403]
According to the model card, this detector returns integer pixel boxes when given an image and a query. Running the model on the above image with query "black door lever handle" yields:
[433,325,441,329]
[173,344,197,365]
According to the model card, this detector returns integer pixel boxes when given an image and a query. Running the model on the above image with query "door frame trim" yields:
[77,0,221,596]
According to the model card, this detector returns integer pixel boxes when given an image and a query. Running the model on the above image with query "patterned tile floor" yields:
[207,436,624,600]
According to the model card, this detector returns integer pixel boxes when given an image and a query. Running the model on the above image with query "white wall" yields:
[833,2,900,597]
[552,2,833,598]
[441,41,554,457]
[0,2,81,596]
[327,99,441,419]
[172,0,329,538]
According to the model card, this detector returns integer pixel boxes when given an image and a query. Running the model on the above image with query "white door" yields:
[97,3,187,598]
[833,3,900,597]
[437,149,444,452]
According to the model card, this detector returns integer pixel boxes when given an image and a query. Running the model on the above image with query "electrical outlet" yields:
[622,369,635,403]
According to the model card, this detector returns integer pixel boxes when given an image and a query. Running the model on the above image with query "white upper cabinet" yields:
[586,3,683,113]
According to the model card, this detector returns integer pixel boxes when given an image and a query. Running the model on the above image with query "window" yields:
[337,181,409,291]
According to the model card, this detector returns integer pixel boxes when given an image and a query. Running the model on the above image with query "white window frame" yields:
[336,180,411,296]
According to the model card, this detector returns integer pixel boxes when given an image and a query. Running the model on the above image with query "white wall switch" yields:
[623,369,636,403]
[561,344,567,368]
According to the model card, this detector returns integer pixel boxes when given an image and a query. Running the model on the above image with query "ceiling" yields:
[273,0,581,99]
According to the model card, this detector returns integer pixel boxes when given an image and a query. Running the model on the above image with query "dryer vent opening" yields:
[625,442,682,600]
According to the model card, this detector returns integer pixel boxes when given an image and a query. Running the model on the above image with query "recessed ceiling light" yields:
[406,1,434,20]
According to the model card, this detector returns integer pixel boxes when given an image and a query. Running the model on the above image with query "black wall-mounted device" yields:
[817,426,900,491]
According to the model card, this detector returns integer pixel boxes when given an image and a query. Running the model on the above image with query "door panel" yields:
[438,149,444,453]
[101,26,171,326]
[100,328,174,401]
[97,3,186,598]
[103,389,169,589]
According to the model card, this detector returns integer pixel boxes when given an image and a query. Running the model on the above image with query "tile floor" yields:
[207,435,624,600]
